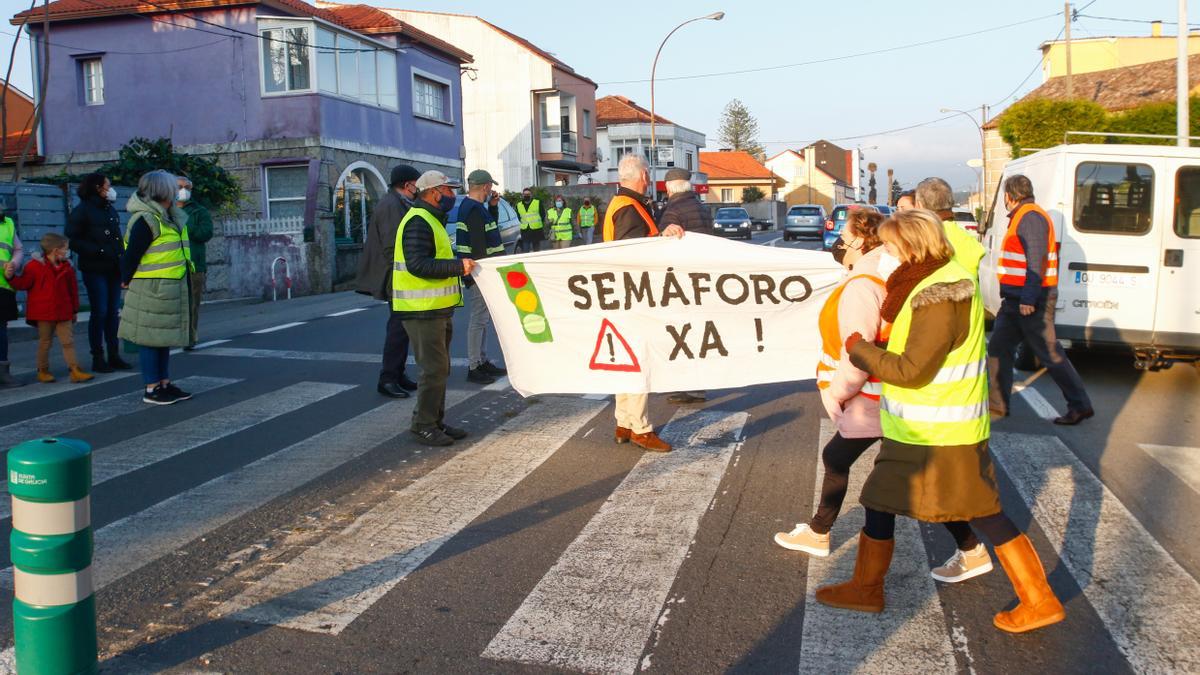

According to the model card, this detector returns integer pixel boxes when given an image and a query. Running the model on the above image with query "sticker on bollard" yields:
[8,438,97,675]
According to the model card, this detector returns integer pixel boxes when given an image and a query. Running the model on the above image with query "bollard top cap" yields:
[7,438,92,503]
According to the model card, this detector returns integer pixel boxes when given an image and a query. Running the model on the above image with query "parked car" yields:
[447,194,521,254]
[713,207,754,240]
[873,204,894,216]
[822,203,876,250]
[951,208,979,234]
[783,204,826,240]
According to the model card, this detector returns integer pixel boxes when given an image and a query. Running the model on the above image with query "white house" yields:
[592,95,707,199]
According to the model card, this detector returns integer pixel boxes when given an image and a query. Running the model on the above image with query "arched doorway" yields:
[334,161,387,244]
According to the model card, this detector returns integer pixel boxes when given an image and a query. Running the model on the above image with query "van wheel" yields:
[1014,342,1041,371]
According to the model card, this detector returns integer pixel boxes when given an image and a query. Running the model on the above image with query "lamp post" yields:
[650,11,724,199]
[941,106,988,204]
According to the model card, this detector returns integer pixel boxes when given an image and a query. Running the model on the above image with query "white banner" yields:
[472,234,843,396]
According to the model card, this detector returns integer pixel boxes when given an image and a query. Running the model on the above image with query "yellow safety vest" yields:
[125,211,192,280]
[547,207,573,240]
[516,199,543,230]
[879,260,989,446]
[392,207,462,312]
[578,206,597,229]
[0,217,14,291]
[942,220,985,279]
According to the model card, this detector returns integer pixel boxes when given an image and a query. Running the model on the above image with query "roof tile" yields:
[699,151,777,180]
[596,95,673,126]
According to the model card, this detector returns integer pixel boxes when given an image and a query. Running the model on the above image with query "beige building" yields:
[765,148,855,210]
[699,151,783,203]
[1040,24,1200,81]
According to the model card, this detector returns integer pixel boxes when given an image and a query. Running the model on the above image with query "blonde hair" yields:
[878,209,953,264]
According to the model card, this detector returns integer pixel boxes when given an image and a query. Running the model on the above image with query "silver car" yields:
[447,194,522,254]
[783,204,826,241]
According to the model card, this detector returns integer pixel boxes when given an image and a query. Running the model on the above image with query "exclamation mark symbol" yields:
[755,318,764,352]
[607,333,616,362]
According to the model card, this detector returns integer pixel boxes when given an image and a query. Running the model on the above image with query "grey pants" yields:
[465,283,491,369]
[402,316,453,430]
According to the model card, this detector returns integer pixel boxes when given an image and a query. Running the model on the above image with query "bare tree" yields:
[0,0,38,165]
[13,0,48,181]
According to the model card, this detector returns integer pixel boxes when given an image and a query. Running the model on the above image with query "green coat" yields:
[118,193,194,348]
[182,201,213,272]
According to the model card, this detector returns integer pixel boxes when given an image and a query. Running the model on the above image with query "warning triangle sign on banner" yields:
[589,318,641,372]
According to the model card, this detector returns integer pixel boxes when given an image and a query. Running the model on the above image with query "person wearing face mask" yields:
[577,198,598,245]
[451,169,508,385]
[914,177,985,278]
[176,175,212,350]
[546,197,575,249]
[0,198,26,387]
[516,188,545,252]
[65,172,131,373]
[357,164,422,398]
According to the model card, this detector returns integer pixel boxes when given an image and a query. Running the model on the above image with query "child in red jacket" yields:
[4,233,93,383]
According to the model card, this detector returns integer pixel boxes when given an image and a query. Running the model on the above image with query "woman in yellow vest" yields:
[119,170,195,406]
[818,209,1065,634]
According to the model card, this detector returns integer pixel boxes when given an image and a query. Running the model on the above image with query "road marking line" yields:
[199,346,472,368]
[216,396,606,634]
[798,419,956,674]
[483,376,510,392]
[991,431,1200,673]
[326,307,370,317]
[191,339,232,350]
[0,376,238,451]
[0,389,479,593]
[1139,444,1200,495]
[1011,368,1058,420]
[0,370,140,409]
[763,236,783,247]
[582,393,610,401]
[483,409,747,673]
[250,321,307,334]
[0,382,352,520]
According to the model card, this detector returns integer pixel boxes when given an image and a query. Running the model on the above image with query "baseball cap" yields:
[467,169,498,187]
[664,167,691,182]
[389,164,420,187]
[415,170,462,192]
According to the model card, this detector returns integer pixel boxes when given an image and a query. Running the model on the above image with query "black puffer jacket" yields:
[657,190,713,233]
[66,194,124,275]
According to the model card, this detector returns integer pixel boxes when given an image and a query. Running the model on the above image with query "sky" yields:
[0,0,1189,190]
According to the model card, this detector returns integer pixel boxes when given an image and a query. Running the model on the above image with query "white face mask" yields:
[877,250,901,280]
[105,187,117,202]
[177,188,191,203]
[555,201,564,208]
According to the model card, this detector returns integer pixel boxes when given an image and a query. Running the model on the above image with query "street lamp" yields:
[650,11,724,199]
[940,106,988,204]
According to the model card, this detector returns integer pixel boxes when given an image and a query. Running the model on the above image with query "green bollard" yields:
[8,438,97,675]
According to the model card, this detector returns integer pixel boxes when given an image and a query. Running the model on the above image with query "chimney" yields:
[1152,20,1163,37]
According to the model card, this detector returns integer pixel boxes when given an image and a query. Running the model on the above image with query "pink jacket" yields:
[825,247,888,439]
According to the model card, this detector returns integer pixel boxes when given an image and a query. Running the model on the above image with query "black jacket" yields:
[356,190,412,300]
[657,191,712,233]
[395,200,463,320]
[609,186,656,241]
[65,195,124,275]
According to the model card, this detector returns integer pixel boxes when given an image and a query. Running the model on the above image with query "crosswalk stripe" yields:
[326,308,370,317]
[798,420,956,674]
[1138,443,1200,495]
[0,371,140,410]
[0,388,480,593]
[0,382,353,519]
[0,376,238,451]
[992,431,1200,673]
[199,346,473,368]
[215,396,606,634]
[250,321,307,334]
[483,409,748,673]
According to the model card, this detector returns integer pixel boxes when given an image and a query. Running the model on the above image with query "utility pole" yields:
[981,103,990,198]
[1064,2,1074,99]
[1179,0,1190,147]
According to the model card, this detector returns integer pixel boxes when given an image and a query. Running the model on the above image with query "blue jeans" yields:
[81,271,122,357]
[138,346,170,386]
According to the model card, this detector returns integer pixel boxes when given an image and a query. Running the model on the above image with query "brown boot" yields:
[615,426,632,444]
[993,534,1065,633]
[36,369,56,383]
[630,430,671,452]
[69,366,94,383]
[815,531,895,613]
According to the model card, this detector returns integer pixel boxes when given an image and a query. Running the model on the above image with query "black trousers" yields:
[988,291,1092,415]
[864,508,1019,548]
[379,309,411,386]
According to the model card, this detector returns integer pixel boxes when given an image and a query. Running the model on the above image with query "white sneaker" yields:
[773,523,830,557]
[931,543,994,583]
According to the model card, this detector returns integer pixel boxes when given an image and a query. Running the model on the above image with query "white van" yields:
[980,143,1200,370]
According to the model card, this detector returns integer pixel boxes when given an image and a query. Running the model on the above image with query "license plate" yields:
[1072,270,1144,288]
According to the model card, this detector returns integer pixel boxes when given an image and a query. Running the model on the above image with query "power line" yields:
[989,25,1065,109]
[0,26,232,55]
[1077,13,1200,27]
[598,12,1060,85]
[763,114,961,146]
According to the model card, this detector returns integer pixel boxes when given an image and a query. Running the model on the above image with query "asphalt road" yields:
[0,229,1195,674]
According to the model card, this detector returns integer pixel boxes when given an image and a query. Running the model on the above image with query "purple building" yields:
[10,0,472,295]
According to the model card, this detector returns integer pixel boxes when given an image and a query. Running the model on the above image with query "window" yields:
[1073,162,1153,235]
[378,53,397,109]
[685,151,694,171]
[582,109,592,138]
[81,58,103,105]
[316,29,337,94]
[336,34,359,99]
[261,26,311,93]
[720,188,733,202]
[264,165,309,219]
[413,74,450,122]
[1175,167,1200,238]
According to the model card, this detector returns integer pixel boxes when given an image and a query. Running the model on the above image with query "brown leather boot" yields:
[615,426,632,444]
[815,531,895,613]
[69,366,94,383]
[993,534,1066,633]
[630,430,671,452]
[36,369,55,383]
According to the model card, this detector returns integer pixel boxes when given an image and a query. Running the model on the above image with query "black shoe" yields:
[164,382,192,401]
[1053,407,1094,426]
[377,382,411,399]
[143,384,178,406]
[398,374,419,391]
[438,423,468,440]
[183,346,196,352]
[108,355,133,370]
[411,426,455,446]
[667,392,706,404]
[479,360,508,377]
[92,356,115,374]
[467,367,496,385]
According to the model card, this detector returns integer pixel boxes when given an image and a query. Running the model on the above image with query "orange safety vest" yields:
[602,195,660,242]
[816,274,887,401]
[998,203,1059,288]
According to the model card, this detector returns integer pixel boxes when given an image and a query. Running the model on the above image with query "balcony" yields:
[540,130,578,156]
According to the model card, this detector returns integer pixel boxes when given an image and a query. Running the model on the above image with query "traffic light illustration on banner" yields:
[497,262,553,343]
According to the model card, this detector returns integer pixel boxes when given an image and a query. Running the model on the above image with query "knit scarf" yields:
[880,257,950,323]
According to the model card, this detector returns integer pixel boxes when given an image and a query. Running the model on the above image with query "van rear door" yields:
[1155,165,1200,349]
[1057,159,1159,345]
